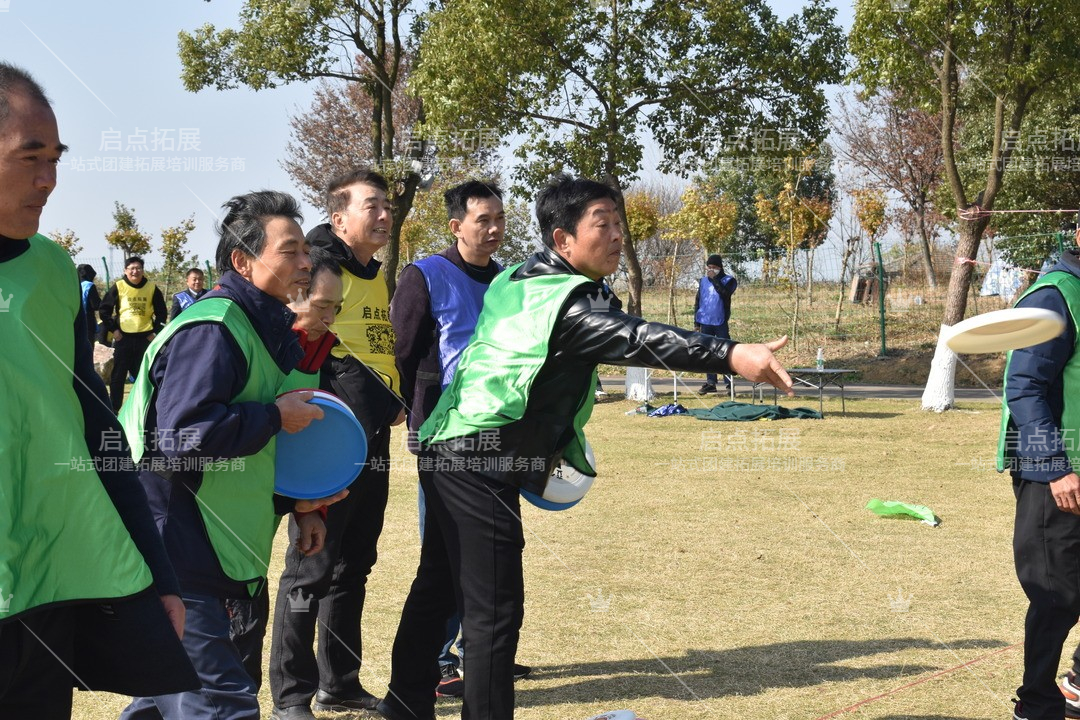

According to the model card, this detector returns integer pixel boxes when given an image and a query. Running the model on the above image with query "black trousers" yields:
[109,331,152,412]
[0,607,76,719]
[1014,478,1080,720]
[269,428,391,708]
[384,453,525,720]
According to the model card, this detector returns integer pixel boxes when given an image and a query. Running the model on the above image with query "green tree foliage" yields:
[850,0,1080,327]
[48,228,82,257]
[159,215,198,293]
[412,0,844,314]
[178,0,423,292]
[105,202,152,259]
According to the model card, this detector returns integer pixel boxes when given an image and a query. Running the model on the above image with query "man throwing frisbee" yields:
[376,174,792,720]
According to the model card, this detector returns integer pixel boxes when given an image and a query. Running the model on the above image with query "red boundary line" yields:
[812,642,1021,720]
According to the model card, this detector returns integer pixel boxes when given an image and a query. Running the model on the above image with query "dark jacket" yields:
[307,223,402,436]
[391,244,502,444]
[1004,248,1080,482]
[429,247,738,494]
[137,270,302,598]
[100,275,168,335]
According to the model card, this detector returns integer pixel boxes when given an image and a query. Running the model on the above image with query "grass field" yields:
[74,390,1060,720]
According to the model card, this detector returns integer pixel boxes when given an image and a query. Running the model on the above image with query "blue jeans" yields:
[121,594,259,720]
[697,322,730,385]
[418,479,464,669]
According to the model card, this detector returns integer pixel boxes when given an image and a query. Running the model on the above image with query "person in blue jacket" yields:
[693,253,737,393]
[1000,226,1080,720]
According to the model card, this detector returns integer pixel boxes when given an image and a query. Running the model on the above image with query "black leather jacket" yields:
[427,248,738,494]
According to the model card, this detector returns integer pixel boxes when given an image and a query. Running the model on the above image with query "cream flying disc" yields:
[521,440,596,511]
[945,307,1066,354]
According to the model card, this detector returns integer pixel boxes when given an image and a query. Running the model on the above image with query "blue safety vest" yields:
[415,254,501,389]
[173,289,200,313]
[695,275,735,325]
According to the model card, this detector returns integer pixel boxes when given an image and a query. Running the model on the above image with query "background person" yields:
[693,253,737,393]
[170,266,208,321]
[100,255,167,411]
[77,262,101,343]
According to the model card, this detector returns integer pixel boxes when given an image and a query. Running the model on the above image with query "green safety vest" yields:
[419,265,598,477]
[121,297,308,595]
[1,235,153,619]
[997,270,1080,471]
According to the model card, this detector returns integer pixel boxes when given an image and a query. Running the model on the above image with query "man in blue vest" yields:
[0,61,197,719]
[1001,226,1080,720]
[694,254,738,393]
[375,175,792,720]
[169,267,207,321]
[392,180,531,700]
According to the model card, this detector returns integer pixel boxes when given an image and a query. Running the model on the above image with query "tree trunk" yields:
[667,241,680,324]
[921,220,983,410]
[916,211,937,288]
[834,236,857,331]
[385,174,420,297]
[608,176,643,316]
[807,245,816,305]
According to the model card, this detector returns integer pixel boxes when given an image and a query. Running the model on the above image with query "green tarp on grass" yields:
[686,401,822,422]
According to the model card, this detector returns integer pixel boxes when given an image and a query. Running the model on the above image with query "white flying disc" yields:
[945,307,1066,354]
[521,440,596,511]
[585,712,639,720]
[274,389,367,499]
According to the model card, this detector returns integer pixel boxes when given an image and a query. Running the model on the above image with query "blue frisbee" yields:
[274,390,367,499]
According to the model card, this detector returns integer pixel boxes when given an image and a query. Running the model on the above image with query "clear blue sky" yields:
[1,0,855,277]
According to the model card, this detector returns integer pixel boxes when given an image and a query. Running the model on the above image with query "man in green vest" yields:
[0,62,197,719]
[100,254,167,412]
[376,174,793,720]
[118,191,346,720]
[999,225,1080,720]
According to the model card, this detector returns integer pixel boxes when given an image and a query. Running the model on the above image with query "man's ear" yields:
[552,227,571,254]
[331,210,346,234]
[449,217,462,238]
[231,248,253,281]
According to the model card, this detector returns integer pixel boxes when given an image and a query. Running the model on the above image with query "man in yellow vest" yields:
[269,168,406,718]
[0,61,197,719]
[100,255,167,411]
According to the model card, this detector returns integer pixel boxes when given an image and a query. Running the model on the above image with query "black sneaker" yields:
[1012,698,1029,720]
[436,664,463,698]
[312,688,380,711]
[513,662,532,680]
[698,383,717,394]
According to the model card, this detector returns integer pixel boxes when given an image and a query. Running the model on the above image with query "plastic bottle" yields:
[816,347,825,371]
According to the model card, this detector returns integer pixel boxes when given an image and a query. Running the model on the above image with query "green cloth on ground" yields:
[866,498,940,526]
[686,401,822,421]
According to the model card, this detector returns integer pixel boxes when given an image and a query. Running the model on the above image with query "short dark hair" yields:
[215,191,303,274]
[76,264,96,283]
[124,256,144,268]
[309,245,342,284]
[185,267,204,277]
[325,168,389,217]
[535,174,621,249]
[0,62,51,129]
[444,181,503,221]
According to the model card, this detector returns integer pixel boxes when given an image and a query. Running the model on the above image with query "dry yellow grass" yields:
[74,394,1048,719]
